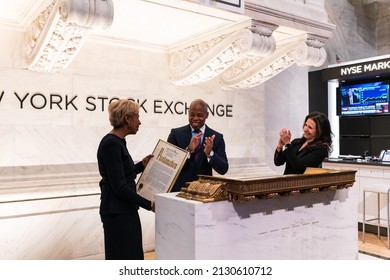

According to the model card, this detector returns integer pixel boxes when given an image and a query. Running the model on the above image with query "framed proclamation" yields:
[136,139,189,201]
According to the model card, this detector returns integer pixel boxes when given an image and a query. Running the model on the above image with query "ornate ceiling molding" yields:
[169,29,255,86]
[25,0,113,73]
[244,0,335,38]
[219,44,298,90]
[169,20,329,89]
[169,20,278,86]
[168,1,335,89]
[219,35,328,89]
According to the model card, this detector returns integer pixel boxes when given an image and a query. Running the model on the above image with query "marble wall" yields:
[323,0,390,65]
[0,0,380,259]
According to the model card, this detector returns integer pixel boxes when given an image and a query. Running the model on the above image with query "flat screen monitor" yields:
[337,81,390,116]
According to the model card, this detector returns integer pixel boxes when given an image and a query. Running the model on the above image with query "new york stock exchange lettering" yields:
[1,91,234,117]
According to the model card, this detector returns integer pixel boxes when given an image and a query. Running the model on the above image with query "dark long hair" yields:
[301,111,333,154]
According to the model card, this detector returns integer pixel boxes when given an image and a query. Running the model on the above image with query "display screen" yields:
[338,81,390,116]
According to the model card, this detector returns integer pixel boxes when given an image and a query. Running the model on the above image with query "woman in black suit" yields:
[274,112,333,174]
[97,99,155,260]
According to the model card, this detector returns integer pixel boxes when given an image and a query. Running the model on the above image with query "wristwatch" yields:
[207,150,214,158]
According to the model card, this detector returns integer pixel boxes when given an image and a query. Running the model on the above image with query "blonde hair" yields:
[108,99,139,128]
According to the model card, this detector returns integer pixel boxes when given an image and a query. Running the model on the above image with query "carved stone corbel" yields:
[247,20,277,57]
[219,42,300,90]
[25,0,114,73]
[169,29,254,86]
[293,36,327,67]
[219,33,328,89]
[218,20,287,89]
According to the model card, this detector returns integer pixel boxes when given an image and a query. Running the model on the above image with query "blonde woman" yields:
[97,99,155,260]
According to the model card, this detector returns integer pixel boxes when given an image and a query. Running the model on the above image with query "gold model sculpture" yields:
[176,168,356,203]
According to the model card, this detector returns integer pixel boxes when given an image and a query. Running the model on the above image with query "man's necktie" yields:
[193,129,202,161]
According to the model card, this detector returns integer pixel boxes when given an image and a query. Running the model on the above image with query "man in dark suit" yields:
[167,99,229,192]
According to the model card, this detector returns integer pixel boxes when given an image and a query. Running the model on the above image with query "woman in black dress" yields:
[97,99,155,260]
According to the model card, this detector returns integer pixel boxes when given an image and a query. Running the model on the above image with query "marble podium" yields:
[155,170,358,260]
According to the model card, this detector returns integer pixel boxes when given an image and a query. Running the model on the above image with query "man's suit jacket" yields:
[167,124,228,192]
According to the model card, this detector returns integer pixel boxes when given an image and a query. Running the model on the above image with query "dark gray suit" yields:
[167,124,229,192]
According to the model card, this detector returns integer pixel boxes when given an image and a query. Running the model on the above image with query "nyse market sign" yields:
[339,60,390,76]
[0,91,234,118]
[321,57,390,81]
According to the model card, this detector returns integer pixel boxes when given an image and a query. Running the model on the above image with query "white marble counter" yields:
[155,188,358,260]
